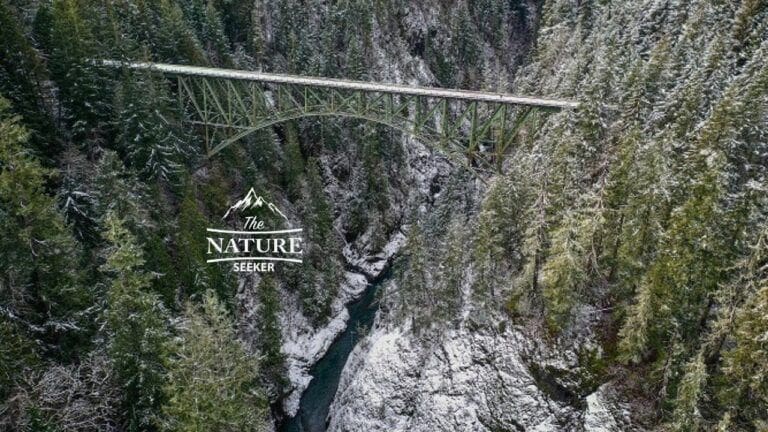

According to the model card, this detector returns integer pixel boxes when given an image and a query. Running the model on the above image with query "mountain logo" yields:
[206,188,303,272]
[222,188,289,222]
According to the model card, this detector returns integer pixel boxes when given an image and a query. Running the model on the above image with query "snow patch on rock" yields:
[329,323,584,431]
[280,230,408,416]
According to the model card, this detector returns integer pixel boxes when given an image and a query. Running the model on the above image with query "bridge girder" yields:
[178,75,549,171]
[100,61,576,172]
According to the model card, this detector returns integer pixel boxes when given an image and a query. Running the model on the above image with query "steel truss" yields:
[101,60,578,171]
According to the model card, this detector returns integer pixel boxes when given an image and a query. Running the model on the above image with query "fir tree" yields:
[176,180,234,303]
[0,1,55,154]
[160,291,268,432]
[101,212,170,431]
[114,70,191,183]
[399,223,432,331]
[305,160,333,249]
[256,275,287,392]
[48,0,112,143]
[474,176,527,306]
[717,228,768,427]
[92,150,150,232]
[0,95,89,359]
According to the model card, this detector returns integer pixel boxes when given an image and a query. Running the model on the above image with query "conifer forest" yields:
[0,0,767,431]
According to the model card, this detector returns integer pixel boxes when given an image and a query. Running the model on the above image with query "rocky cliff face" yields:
[328,306,633,431]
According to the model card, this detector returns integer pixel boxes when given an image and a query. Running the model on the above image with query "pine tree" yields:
[155,0,208,64]
[48,0,112,142]
[248,0,266,62]
[179,0,232,67]
[0,319,39,403]
[114,70,191,183]
[399,223,432,331]
[669,352,708,431]
[92,150,150,232]
[474,176,527,306]
[305,160,333,249]
[177,180,234,302]
[58,157,98,244]
[717,228,768,427]
[539,207,595,333]
[434,219,466,323]
[0,2,55,155]
[177,180,213,299]
[282,121,304,200]
[101,212,170,431]
[160,291,268,432]
[0,95,89,359]
[451,3,481,86]
[202,1,233,67]
[256,275,287,392]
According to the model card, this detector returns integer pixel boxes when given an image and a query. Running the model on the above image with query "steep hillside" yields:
[332,1,768,431]
[0,0,766,431]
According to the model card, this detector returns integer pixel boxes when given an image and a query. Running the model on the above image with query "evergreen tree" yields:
[716,228,768,427]
[160,291,268,432]
[282,121,304,200]
[92,150,150,232]
[114,70,191,183]
[0,319,39,403]
[305,160,333,249]
[0,1,55,155]
[101,212,170,431]
[451,3,481,86]
[670,352,708,432]
[177,180,214,300]
[540,199,601,333]
[176,180,234,302]
[256,275,287,392]
[248,0,266,62]
[0,95,89,359]
[58,157,98,244]
[48,0,112,143]
[434,219,466,323]
[154,0,208,64]
[474,176,527,306]
[399,223,432,331]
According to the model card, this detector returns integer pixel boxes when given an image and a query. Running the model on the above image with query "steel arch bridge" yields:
[100,60,578,171]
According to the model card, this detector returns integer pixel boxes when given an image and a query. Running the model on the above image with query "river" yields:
[278,273,387,432]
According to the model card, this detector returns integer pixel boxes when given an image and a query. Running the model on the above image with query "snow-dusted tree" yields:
[305,160,333,248]
[92,150,150,232]
[669,352,708,432]
[716,228,768,428]
[176,180,233,302]
[0,2,55,154]
[160,291,268,432]
[474,175,527,307]
[178,0,233,67]
[0,95,89,359]
[399,223,432,331]
[58,151,98,244]
[256,275,287,393]
[114,71,191,184]
[434,219,466,323]
[48,0,112,143]
[540,193,603,334]
[101,212,170,431]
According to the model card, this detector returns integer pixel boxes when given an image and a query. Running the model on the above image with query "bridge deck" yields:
[99,60,579,110]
